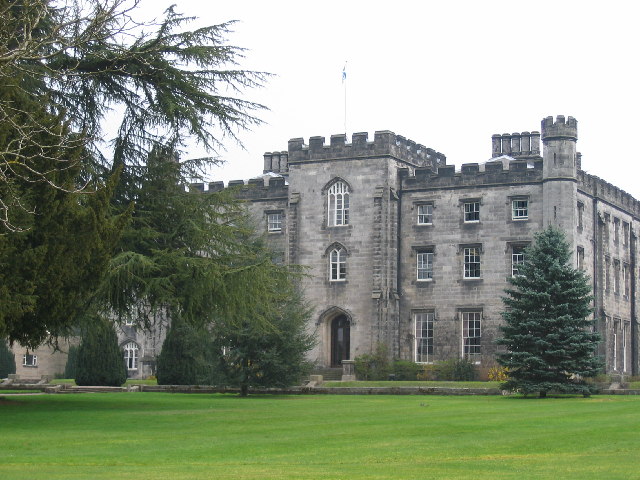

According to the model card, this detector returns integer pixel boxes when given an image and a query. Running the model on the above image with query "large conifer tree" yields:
[74,317,127,387]
[0,340,16,378]
[1,0,269,346]
[497,227,601,397]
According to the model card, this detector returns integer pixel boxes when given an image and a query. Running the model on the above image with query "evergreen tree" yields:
[63,345,79,380]
[0,340,16,378]
[99,148,293,336]
[1,0,268,345]
[497,227,601,397]
[157,318,218,386]
[74,317,127,387]
[0,77,126,347]
[212,285,315,397]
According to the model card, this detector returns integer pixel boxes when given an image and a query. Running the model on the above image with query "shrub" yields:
[354,343,390,380]
[0,340,16,378]
[415,359,479,381]
[157,319,218,386]
[438,358,478,381]
[391,360,422,380]
[75,317,127,387]
[487,365,509,382]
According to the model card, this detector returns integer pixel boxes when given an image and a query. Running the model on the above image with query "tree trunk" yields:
[539,390,547,398]
[240,383,248,397]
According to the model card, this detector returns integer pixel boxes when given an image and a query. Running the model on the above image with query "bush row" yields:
[354,344,478,381]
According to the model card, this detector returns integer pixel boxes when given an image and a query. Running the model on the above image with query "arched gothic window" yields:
[123,342,139,370]
[328,181,349,226]
[330,247,347,281]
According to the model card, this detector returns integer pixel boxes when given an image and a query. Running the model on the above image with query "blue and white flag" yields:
[342,64,347,83]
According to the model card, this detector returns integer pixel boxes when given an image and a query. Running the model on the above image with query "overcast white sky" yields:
[136,0,640,198]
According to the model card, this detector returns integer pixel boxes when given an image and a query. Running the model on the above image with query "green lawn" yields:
[1,393,639,479]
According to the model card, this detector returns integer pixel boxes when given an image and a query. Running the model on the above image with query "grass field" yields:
[1,393,639,479]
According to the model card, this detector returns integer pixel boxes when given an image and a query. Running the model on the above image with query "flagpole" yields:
[342,62,347,136]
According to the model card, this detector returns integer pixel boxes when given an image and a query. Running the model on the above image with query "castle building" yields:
[191,115,638,377]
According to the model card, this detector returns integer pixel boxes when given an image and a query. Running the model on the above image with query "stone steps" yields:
[310,367,343,381]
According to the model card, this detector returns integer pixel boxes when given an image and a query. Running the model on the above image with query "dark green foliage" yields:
[1,0,267,346]
[390,360,422,381]
[497,227,601,397]
[157,319,221,386]
[437,358,478,381]
[416,359,478,381]
[211,286,315,396]
[354,343,391,380]
[63,345,79,380]
[0,76,126,347]
[0,340,16,378]
[74,317,127,387]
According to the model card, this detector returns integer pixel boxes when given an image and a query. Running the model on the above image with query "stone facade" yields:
[208,115,638,376]
[10,339,75,379]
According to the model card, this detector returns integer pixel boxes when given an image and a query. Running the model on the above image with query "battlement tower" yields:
[541,115,578,251]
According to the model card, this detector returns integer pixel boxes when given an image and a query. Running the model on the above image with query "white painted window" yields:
[267,212,282,232]
[577,247,585,271]
[463,247,481,278]
[123,342,139,370]
[23,353,37,367]
[328,182,349,226]
[511,246,525,277]
[417,203,433,225]
[414,312,434,363]
[464,201,480,222]
[416,251,433,281]
[462,311,481,363]
[329,247,346,281]
[512,199,528,220]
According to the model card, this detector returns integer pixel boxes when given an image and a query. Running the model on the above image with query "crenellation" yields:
[579,170,640,219]
[509,160,528,171]
[278,131,445,170]
[541,115,578,140]
[208,181,224,192]
[461,163,479,175]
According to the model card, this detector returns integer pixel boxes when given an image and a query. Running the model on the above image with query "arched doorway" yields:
[331,315,350,367]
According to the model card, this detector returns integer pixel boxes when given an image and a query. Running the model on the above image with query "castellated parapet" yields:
[401,158,543,189]
[578,170,640,217]
[541,115,578,140]
[190,175,289,202]
[283,131,446,170]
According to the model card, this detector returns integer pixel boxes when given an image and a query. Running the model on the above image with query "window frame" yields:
[414,311,434,363]
[417,203,434,225]
[329,246,347,282]
[511,245,526,277]
[463,200,480,223]
[327,181,350,227]
[461,311,482,364]
[22,353,38,367]
[416,250,434,281]
[511,198,529,221]
[463,245,481,279]
[267,211,283,233]
[123,342,139,371]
